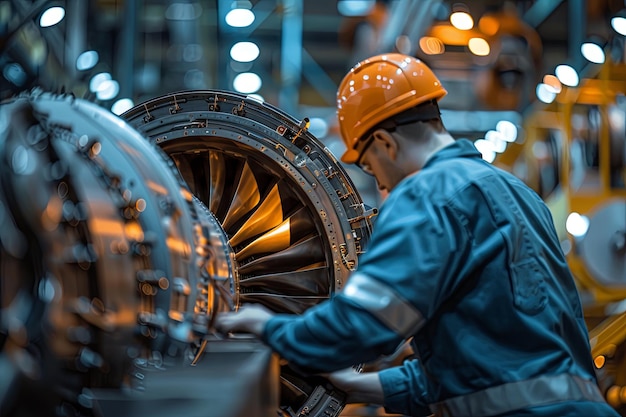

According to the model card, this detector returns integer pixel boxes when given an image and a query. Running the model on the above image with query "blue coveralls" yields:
[262,139,619,417]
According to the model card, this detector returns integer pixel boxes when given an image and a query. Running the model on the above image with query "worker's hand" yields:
[324,368,384,404]
[213,304,274,337]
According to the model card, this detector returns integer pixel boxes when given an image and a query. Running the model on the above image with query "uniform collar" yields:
[422,139,481,169]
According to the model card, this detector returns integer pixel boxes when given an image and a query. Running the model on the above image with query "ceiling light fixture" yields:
[581,36,606,64]
[230,41,260,62]
[450,3,473,31]
[611,9,626,36]
[555,64,579,87]
[233,72,262,94]
[39,6,65,27]
[225,1,255,28]
[536,83,556,104]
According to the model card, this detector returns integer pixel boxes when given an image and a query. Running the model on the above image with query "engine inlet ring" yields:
[122,90,377,314]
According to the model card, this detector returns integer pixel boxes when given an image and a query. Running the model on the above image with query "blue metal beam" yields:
[279,0,303,115]
[523,0,565,28]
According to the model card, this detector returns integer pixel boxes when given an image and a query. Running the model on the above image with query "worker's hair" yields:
[364,99,444,141]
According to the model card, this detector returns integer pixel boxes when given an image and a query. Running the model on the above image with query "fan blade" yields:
[235,207,317,260]
[235,218,291,260]
[239,294,329,315]
[208,150,226,214]
[222,161,260,232]
[240,266,329,296]
[229,183,283,247]
[238,235,325,276]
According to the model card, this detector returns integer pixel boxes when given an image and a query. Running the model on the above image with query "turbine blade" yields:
[238,235,325,276]
[208,150,226,214]
[239,294,329,315]
[235,217,291,260]
[229,183,283,247]
[222,161,260,232]
[240,266,329,296]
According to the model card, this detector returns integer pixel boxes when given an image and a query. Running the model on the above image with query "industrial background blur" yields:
[2,0,623,206]
[1,0,626,416]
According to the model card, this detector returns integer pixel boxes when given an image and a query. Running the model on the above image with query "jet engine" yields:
[0,89,376,417]
[0,91,235,416]
[121,90,376,314]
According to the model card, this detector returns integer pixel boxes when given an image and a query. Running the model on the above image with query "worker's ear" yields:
[372,128,398,161]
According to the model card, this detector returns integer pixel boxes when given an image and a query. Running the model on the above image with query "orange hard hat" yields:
[336,53,447,163]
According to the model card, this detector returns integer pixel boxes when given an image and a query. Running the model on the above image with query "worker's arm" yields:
[326,360,433,416]
[326,368,384,404]
[216,185,464,373]
[214,304,273,336]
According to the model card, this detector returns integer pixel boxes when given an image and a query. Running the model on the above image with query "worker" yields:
[214,53,619,417]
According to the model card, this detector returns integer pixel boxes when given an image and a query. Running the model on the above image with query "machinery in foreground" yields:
[0,90,376,417]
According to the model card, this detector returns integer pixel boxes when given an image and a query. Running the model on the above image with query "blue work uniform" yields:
[262,139,618,417]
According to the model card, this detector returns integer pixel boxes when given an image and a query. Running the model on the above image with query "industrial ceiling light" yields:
[230,41,260,62]
[611,9,626,36]
[536,83,556,103]
[225,1,255,28]
[468,37,490,56]
[76,50,99,71]
[581,36,606,64]
[485,130,507,153]
[337,0,376,17]
[419,36,445,55]
[111,98,134,115]
[39,6,65,27]
[474,139,496,163]
[89,72,111,93]
[555,64,579,87]
[566,212,590,238]
[496,120,518,142]
[450,3,473,30]
[543,74,562,93]
[233,72,262,94]
[96,79,120,100]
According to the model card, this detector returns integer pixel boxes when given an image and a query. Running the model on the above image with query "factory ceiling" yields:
[1,0,624,137]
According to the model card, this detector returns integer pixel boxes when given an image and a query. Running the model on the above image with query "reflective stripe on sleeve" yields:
[429,373,605,417]
[341,272,425,337]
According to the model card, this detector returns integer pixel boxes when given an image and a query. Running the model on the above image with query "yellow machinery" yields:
[496,60,626,413]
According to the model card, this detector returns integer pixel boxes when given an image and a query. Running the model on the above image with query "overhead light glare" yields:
[76,50,99,71]
[419,36,445,55]
[474,139,496,162]
[611,15,626,36]
[555,64,579,87]
[96,79,120,101]
[478,15,499,36]
[111,98,134,115]
[450,4,473,30]
[89,72,111,93]
[233,72,262,94]
[468,37,490,56]
[40,6,65,27]
[337,0,376,17]
[485,130,506,153]
[225,8,255,28]
[496,120,518,142]
[536,83,556,104]
[581,41,605,64]
[542,74,562,93]
[3,63,27,86]
[566,212,590,237]
[230,42,260,62]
